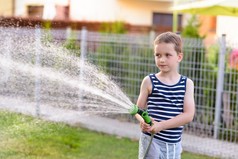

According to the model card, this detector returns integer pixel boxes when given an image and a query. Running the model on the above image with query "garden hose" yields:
[129,104,154,159]
[143,133,154,159]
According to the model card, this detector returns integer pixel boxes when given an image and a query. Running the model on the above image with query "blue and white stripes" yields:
[145,73,187,143]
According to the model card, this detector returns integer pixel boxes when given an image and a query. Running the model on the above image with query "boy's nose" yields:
[160,57,165,62]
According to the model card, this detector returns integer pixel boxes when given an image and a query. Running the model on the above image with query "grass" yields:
[0,110,218,159]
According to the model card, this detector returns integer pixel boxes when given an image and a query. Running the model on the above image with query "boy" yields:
[135,32,195,159]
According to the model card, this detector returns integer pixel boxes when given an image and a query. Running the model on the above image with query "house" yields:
[0,0,15,16]
[0,0,181,33]
[172,0,238,44]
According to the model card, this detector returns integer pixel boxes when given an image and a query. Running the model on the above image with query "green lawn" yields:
[0,110,217,159]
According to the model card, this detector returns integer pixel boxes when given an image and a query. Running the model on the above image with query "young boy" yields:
[135,32,195,159]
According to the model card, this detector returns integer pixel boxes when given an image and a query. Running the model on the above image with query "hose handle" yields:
[141,111,152,125]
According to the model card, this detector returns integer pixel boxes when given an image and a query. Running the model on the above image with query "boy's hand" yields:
[149,121,163,134]
[140,117,154,133]
[140,120,151,132]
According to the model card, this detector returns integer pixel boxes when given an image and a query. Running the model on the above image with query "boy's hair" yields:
[154,32,182,54]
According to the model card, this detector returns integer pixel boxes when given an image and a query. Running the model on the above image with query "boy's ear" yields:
[178,53,183,62]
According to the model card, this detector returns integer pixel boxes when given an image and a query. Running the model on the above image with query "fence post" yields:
[214,34,226,139]
[80,27,87,61]
[35,26,41,117]
[78,27,87,110]
[66,27,71,39]
[149,30,155,45]
[79,27,87,79]
[1,36,12,83]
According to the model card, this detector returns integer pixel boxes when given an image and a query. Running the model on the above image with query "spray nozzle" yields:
[129,104,152,125]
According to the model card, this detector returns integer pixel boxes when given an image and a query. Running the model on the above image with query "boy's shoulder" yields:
[180,74,193,81]
[180,75,193,82]
[182,76,194,88]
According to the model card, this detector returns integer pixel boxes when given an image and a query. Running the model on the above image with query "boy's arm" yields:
[136,76,151,110]
[150,78,195,133]
[135,76,151,124]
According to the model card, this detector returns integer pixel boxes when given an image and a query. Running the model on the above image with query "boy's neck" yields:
[156,71,181,85]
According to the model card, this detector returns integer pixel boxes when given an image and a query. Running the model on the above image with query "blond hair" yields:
[154,32,182,54]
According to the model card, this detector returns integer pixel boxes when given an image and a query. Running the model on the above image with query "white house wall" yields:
[0,0,13,16]
[70,0,172,25]
[118,0,172,25]
[14,0,173,26]
[14,0,68,17]
[70,0,119,22]
[217,16,238,43]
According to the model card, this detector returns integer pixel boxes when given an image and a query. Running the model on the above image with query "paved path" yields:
[72,115,238,159]
[1,97,237,159]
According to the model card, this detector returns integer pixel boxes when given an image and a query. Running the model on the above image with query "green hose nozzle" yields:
[129,104,152,125]
[130,104,153,159]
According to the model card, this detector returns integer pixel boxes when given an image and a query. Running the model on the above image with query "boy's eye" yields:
[155,54,161,57]
[166,53,171,57]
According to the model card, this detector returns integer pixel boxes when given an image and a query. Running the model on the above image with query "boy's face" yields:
[154,42,183,72]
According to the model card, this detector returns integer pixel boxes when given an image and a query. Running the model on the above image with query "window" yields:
[152,12,182,31]
[27,5,69,20]
[55,5,69,20]
[28,5,43,18]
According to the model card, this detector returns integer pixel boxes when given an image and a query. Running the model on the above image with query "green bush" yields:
[90,41,154,103]
[100,21,127,34]
[181,15,205,39]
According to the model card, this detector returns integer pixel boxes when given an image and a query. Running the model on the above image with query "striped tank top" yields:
[144,73,187,143]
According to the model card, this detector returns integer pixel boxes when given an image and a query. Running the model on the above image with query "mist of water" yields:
[0,27,134,117]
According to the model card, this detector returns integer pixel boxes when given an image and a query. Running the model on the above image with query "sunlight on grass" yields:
[0,110,217,159]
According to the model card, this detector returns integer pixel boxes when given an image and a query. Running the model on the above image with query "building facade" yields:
[1,0,179,31]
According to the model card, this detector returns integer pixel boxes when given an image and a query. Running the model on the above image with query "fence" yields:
[79,29,238,136]
[77,28,238,158]
[0,27,237,158]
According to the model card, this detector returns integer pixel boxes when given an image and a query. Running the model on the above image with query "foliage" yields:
[181,38,206,121]
[205,44,238,140]
[64,38,80,51]
[89,42,154,103]
[64,29,80,52]
[206,44,232,70]
[42,20,53,42]
[43,20,52,29]
[207,44,219,66]
[181,15,205,39]
[100,21,127,34]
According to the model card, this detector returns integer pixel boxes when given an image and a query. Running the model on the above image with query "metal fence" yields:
[0,27,238,158]
[76,28,238,158]
[80,30,237,134]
